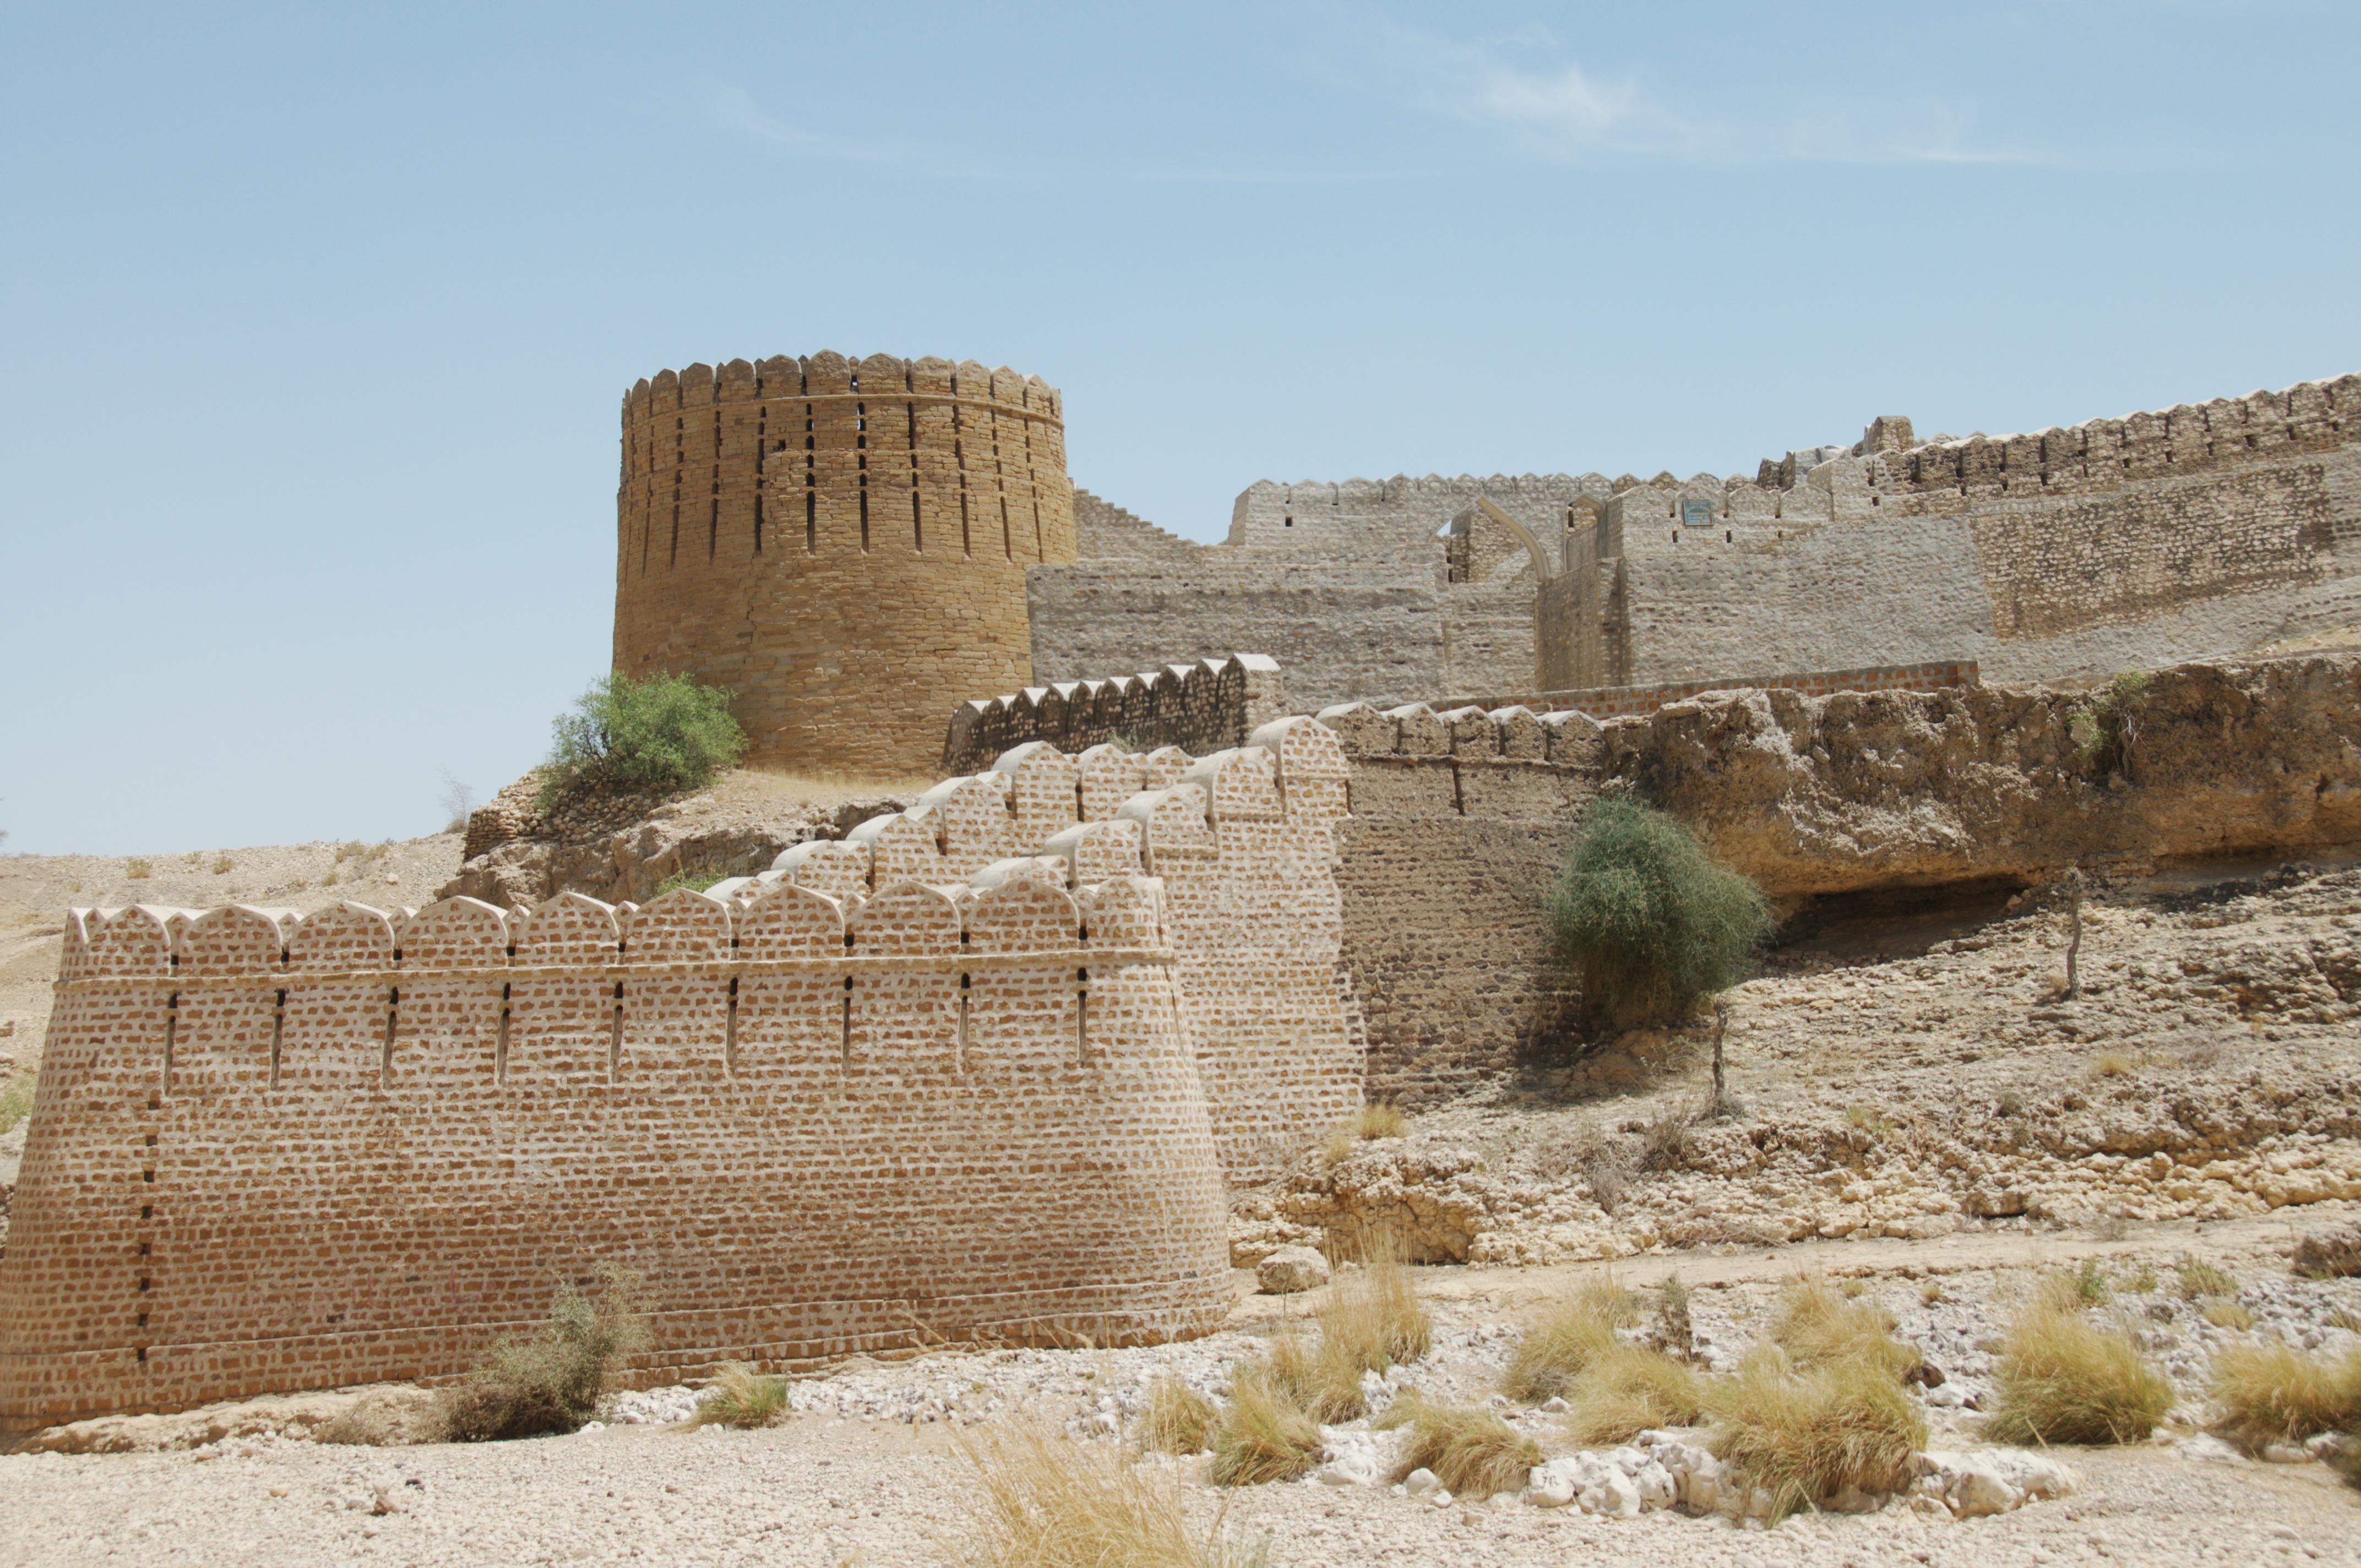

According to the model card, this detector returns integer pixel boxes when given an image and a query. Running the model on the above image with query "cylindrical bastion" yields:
[613,351,1075,776]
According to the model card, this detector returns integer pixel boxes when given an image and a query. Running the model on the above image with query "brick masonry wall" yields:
[612,352,1075,777]
[0,723,1357,1425]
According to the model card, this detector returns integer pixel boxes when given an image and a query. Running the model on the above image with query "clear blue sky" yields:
[5,1,2356,854]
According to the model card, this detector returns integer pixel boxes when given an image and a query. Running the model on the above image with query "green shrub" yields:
[2070,669,2150,777]
[693,1362,792,1429]
[438,1267,648,1442]
[655,867,731,898]
[1544,794,1773,1029]
[542,672,746,804]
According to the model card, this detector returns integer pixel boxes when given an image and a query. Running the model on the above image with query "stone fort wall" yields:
[612,352,1075,777]
[0,722,1356,1425]
[1539,375,2361,692]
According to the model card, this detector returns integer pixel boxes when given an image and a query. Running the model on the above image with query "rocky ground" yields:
[1243,856,2361,1273]
[4,1217,2357,1566]
[6,783,2361,1564]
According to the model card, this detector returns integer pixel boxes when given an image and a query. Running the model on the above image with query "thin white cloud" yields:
[710,84,1416,188]
[1362,17,2061,168]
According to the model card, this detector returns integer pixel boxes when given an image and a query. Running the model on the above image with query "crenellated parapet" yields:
[940,652,1287,772]
[0,721,1359,1427]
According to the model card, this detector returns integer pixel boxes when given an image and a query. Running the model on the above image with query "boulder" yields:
[1256,1245,1331,1294]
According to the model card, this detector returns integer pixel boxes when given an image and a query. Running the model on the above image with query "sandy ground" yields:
[5,1216,2358,1567]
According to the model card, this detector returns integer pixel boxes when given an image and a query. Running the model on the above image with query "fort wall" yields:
[1311,654,2361,1101]
[0,722,1357,1425]
[941,655,1287,774]
[1540,376,2361,692]
[612,352,1075,776]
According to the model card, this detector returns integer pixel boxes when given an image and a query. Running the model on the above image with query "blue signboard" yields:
[1681,499,1713,531]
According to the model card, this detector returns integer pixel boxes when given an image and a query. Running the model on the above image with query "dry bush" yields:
[1984,1302,2173,1445]
[1562,1341,1706,1447]
[124,858,151,879]
[1502,1279,1637,1403]
[1267,1250,1431,1421]
[437,1268,648,1442]
[2207,1341,2361,1452]
[315,1388,442,1446]
[955,1423,1264,1568]
[2091,1050,2137,1079]
[1771,1274,1921,1381]
[2202,1298,2255,1331]
[1703,1349,1925,1521]
[1653,1273,1692,1360]
[1379,1392,1541,1499]
[1351,1103,1407,1140]
[1209,1361,1321,1487]
[1139,1377,1218,1455]
[693,1362,791,1429]
[2175,1254,2236,1300]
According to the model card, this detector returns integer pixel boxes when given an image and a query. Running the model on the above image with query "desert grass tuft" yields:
[1984,1301,2173,1445]
[1561,1341,1706,1447]
[2201,1297,2254,1331]
[955,1422,1265,1568]
[1379,1392,1541,1499]
[1502,1278,1637,1404]
[1702,1348,1925,1521]
[1209,1361,1322,1487]
[2175,1254,2236,1300]
[1351,1102,1407,1140]
[1771,1273,1921,1380]
[2207,1341,2361,1451]
[693,1362,792,1429]
[437,1267,648,1442]
[2037,1258,2113,1311]
[1263,1251,1430,1422]
[1139,1376,1219,1455]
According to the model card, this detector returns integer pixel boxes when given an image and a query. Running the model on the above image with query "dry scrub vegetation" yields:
[437,1270,647,1443]
[1378,1392,1540,1499]
[1985,1299,2174,1445]
[958,1424,1265,1568]
[1211,1251,1430,1485]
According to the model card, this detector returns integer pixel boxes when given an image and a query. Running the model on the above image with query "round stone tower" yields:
[612,351,1075,775]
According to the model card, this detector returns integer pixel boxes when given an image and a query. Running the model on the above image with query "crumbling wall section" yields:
[942,655,1287,773]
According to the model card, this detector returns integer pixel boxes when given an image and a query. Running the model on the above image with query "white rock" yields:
[1580,1467,1642,1518]
[1949,1460,2019,1518]
[1624,1460,1671,1509]
[1524,1458,1580,1508]
[1256,1246,1330,1294]
[1985,1449,2078,1499]
[1402,1467,1444,1497]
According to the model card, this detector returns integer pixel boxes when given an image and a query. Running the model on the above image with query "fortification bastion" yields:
[0,720,1358,1427]
[613,352,1074,776]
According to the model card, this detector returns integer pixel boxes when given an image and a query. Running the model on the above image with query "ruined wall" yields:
[1541,375,2361,692]
[1029,475,1610,708]
[943,655,1287,774]
[613,352,1075,776]
[1444,661,1980,721]
[1314,653,2361,1102]
[0,721,1358,1425]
